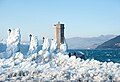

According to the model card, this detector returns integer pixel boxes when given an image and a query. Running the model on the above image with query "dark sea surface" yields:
[68,49,120,63]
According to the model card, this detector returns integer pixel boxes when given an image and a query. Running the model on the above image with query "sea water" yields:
[68,49,120,63]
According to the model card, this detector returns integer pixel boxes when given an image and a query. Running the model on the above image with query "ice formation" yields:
[0,52,120,81]
[42,38,50,51]
[0,29,120,81]
[38,38,51,63]
[6,28,21,53]
[0,28,21,58]
[50,39,57,53]
[27,35,38,55]
[60,41,68,53]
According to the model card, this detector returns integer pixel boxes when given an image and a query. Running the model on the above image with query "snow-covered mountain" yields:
[66,35,116,49]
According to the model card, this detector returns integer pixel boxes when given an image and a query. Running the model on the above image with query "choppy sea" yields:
[68,49,120,63]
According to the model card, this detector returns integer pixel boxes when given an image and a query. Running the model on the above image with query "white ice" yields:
[50,39,57,53]
[6,28,21,53]
[42,38,50,51]
[0,28,21,58]
[60,41,68,53]
[27,35,39,55]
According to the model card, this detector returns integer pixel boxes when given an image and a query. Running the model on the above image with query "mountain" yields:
[0,35,116,50]
[96,35,120,49]
[66,35,116,49]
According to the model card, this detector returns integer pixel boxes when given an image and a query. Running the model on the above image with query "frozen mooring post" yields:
[27,34,39,55]
[6,28,21,57]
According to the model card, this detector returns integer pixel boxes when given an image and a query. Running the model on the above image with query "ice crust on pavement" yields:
[0,28,120,81]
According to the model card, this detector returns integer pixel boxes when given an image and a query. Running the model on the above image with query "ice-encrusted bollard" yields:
[38,38,50,63]
[27,35,39,55]
[50,39,57,53]
[6,28,21,56]
[42,38,50,51]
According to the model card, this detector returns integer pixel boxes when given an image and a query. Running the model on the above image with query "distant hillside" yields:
[96,35,120,49]
[66,35,116,49]
[0,35,116,51]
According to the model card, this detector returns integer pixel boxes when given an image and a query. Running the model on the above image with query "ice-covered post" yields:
[27,35,39,55]
[6,28,21,55]
[43,37,45,43]
[42,38,50,51]
[50,39,57,53]
[41,38,50,63]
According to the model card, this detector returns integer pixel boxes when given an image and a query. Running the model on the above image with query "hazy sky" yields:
[0,0,120,41]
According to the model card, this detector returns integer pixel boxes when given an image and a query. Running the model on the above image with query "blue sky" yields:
[0,0,120,41]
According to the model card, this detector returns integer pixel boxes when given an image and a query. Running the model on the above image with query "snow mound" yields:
[0,52,120,81]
